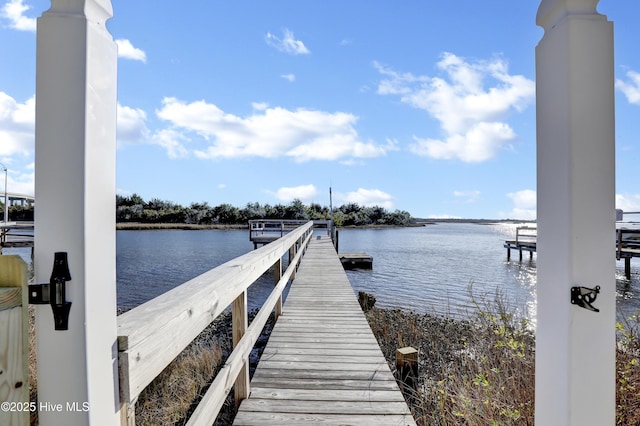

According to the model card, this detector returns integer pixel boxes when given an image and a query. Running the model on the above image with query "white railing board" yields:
[117,222,313,403]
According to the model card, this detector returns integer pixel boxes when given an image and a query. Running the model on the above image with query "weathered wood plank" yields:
[249,388,407,402]
[0,287,22,311]
[262,347,384,356]
[237,399,412,415]
[256,361,391,371]
[235,236,416,425]
[234,412,415,425]
[252,368,397,382]
[250,378,401,391]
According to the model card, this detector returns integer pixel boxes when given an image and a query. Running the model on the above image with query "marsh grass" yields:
[366,290,640,426]
[616,313,640,426]
[365,291,535,426]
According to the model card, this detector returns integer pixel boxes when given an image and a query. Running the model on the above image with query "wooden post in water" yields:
[535,1,615,424]
[0,256,29,426]
[34,1,120,424]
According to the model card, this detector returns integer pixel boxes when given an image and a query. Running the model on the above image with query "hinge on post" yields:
[570,285,600,312]
[28,252,72,330]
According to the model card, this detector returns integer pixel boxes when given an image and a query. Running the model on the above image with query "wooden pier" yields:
[503,226,537,262]
[114,222,415,425]
[249,219,335,249]
[339,252,373,269]
[504,225,640,280]
[0,223,34,253]
[235,235,415,425]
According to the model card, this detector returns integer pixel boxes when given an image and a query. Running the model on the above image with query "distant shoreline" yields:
[115,219,534,231]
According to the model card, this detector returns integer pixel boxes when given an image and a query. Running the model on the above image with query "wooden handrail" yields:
[117,221,314,424]
[186,229,312,424]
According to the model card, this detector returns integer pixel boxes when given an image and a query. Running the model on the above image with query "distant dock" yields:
[249,219,335,249]
[0,222,34,253]
[338,252,373,269]
[504,226,537,262]
[504,225,640,279]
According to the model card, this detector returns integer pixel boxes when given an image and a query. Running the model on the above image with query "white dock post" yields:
[34,1,119,424]
[535,1,615,424]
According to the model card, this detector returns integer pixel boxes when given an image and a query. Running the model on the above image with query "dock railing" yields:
[117,221,314,425]
[248,219,308,241]
[249,219,335,249]
[516,226,537,246]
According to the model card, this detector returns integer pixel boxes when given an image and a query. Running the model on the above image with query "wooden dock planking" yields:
[234,235,416,425]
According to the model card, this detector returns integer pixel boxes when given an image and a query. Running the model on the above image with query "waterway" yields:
[5,222,640,320]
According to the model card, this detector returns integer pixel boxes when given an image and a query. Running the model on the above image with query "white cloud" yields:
[156,97,391,162]
[115,39,147,63]
[0,161,35,199]
[152,128,190,159]
[454,190,481,203]
[499,189,537,220]
[1,0,36,32]
[281,74,296,82]
[265,29,310,55]
[616,194,640,213]
[616,70,640,105]
[410,122,516,163]
[336,188,394,209]
[376,53,534,162]
[10,172,34,195]
[251,102,269,111]
[1,92,151,153]
[117,104,149,146]
[0,92,35,157]
[272,184,318,203]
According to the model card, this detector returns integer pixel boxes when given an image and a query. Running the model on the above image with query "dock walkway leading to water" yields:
[235,235,416,425]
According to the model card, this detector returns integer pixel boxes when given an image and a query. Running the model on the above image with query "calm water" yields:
[340,223,538,318]
[115,229,284,312]
[6,223,640,320]
[340,223,640,321]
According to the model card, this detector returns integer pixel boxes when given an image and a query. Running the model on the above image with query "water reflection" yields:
[342,223,640,322]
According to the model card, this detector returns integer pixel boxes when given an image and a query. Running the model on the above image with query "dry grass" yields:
[365,290,640,426]
[134,341,223,425]
[365,292,536,426]
[616,314,640,426]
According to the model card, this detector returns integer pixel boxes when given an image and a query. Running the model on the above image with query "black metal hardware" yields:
[29,252,72,330]
[570,285,600,313]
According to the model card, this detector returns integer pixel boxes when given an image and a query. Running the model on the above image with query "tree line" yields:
[116,194,414,226]
[0,203,34,221]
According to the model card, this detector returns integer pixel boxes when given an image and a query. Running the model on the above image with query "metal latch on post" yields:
[29,252,72,330]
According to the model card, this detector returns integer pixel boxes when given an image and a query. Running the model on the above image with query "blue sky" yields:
[1,1,639,219]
